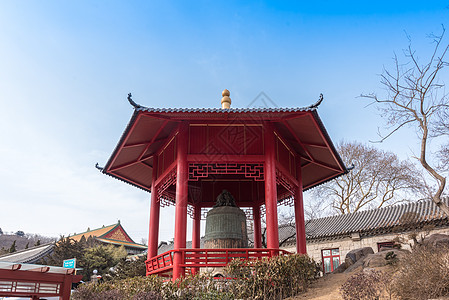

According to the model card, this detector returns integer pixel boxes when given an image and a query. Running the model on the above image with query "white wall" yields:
[282,227,449,266]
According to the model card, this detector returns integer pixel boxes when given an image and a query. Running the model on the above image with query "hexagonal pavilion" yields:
[100,90,347,280]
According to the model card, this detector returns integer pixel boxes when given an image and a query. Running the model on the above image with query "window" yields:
[377,241,395,252]
[322,248,340,273]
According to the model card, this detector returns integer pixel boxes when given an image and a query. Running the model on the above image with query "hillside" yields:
[0,233,55,253]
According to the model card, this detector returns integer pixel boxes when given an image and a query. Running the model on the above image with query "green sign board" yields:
[63,258,76,268]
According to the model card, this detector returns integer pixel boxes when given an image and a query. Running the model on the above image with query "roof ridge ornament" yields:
[221,89,231,109]
[307,93,324,109]
[95,163,104,172]
[127,93,142,109]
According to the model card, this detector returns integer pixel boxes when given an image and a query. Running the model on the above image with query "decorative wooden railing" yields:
[145,248,291,277]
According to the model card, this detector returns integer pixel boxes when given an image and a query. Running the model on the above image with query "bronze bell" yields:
[204,190,248,249]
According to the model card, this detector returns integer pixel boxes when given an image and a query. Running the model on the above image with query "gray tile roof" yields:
[0,242,55,264]
[303,197,449,242]
[253,197,449,246]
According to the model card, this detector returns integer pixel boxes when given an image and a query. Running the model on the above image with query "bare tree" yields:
[437,145,449,170]
[362,28,449,215]
[314,141,427,214]
[436,108,449,170]
[248,211,298,248]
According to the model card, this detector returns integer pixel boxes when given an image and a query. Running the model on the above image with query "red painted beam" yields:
[303,171,346,191]
[137,120,169,161]
[154,161,177,187]
[301,142,329,149]
[187,154,264,163]
[106,171,151,192]
[300,156,342,173]
[109,155,154,172]
[106,113,142,172]
[282,120,314,162]
[0,269,82,286]
[275,161,299,188]
[308,112,345,172]
[122,137,168,148]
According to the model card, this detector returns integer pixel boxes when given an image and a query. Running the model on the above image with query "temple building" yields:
[69,222,147,255]
[279,197,449,273]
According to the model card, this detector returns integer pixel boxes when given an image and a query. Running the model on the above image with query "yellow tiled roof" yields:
[69,224,117,242]
[67,222,146,251]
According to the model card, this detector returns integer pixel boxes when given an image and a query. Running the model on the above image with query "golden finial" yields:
[221,89,231,109]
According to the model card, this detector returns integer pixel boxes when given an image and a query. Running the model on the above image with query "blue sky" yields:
[0,1,448,243]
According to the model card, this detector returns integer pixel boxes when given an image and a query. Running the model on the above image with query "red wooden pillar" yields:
[264,122,279,254]
[61,274,72,300]
[148,156,160,260]
[173,122,189,280]
[295,161,307,254]
[191,205,201,275]
[253,206,262,248]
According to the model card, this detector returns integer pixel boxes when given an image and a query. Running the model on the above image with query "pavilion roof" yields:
[101,95,347,194]
[69,224,116,241]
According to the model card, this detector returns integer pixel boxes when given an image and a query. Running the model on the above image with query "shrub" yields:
[340,270,390,300]
[104,255,147,280]
[72,273,233,300]
[225,254,319,299]
[164,274,234,300]
[72,254,317,300]
[385,251,399,266]
[71,282,125,300]
[131,290,163,300]
[71,276,164,300]
[391,245,449,299]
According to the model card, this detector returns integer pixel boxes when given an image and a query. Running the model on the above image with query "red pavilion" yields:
[100,90,347,280]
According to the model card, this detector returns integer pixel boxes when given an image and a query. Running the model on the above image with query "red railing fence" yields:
[146,248,291,276]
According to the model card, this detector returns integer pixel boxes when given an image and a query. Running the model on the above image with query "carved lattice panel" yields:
[276,169,296,207]
[278,196,295,207]
[242,208,254,220]
[201,207,210,220]
[259,204,266,218]
[160,197,175,208]
[189,163,264,181]
[157,168,177,203]
[276,169,295,196]
[199,207,254,221]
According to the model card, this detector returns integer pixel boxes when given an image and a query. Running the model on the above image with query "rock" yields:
[332,247,374,274]
[363,249,409,268]
[345,247,374,266]
[339,248,409,273]
[363,253,386,268]
[332,263,347,274]
[344,258,364,273]
[421,234,449,247]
